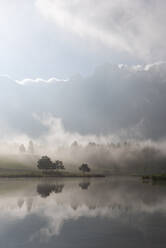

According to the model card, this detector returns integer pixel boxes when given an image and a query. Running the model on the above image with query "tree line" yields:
[37,156,91,173]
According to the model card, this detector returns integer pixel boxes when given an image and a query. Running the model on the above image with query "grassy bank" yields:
[0,155,105,178]
[142,174,166,181]
[0,169,105,178]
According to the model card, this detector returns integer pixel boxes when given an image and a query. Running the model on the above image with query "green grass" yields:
[0,154,37,170]
[0,168,105,178]
[142,174,166,181]
[152,174,166,181]
[0,155,105,178]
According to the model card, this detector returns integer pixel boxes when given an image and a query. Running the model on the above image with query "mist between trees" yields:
[0,139,166,175]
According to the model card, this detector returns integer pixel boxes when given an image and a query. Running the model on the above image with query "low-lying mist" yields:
[1,115,166,175]
[1,62,166,174]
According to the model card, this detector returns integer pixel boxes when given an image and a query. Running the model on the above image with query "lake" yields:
[0,177,166,248]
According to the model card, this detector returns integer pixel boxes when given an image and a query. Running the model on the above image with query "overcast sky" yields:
[1,0,166,143]
[0,0,148,79]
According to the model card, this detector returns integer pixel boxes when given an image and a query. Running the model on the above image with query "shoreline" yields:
[142,174,166,181]
[0,175,105,178]
[0,172,105,178]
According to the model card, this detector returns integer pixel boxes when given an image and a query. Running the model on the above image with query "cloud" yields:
[36,114,117,147]
[16,77,68,85]
[36,0,166,60]
[1,61,166,141]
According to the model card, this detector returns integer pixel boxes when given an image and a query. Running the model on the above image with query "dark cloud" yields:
[1,62,166,140]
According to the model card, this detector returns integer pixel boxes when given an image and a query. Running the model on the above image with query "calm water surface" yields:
[0,177,166,248]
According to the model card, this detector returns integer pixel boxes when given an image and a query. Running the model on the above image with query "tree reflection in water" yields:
[79,182,90,190]
[1,178,166,248]
[37,183,64,197]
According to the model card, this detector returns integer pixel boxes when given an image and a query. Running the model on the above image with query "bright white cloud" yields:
[16,77,68,85]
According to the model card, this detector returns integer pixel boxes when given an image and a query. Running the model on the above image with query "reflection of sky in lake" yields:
[0,177,166,248]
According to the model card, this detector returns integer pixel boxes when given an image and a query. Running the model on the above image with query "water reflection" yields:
[0,177,166,247]
[79,181,90,190]
[37,184,64,197]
